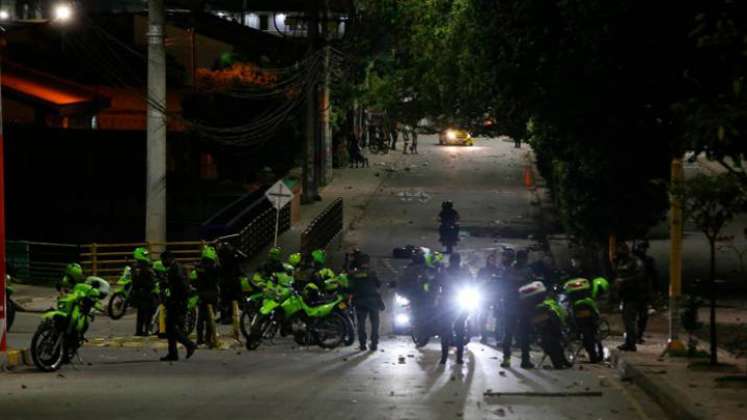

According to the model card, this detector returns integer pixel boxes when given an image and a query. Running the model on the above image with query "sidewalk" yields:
[607,312,747,420]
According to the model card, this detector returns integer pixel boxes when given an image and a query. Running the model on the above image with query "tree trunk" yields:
[709,238,718,365]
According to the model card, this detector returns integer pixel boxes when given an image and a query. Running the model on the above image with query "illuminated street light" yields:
[0,10,9,20]
[53,3,73,22]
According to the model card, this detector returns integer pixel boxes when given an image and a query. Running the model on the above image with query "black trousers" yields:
[622,299,640,347]
[196,297,217,346]
[135,294,156,336]
[355,306,380,347]
[637,298,650,340]
[441,312,467,362]
[502,310,530,363]
[576,316,600,362]
[166,305,195,358]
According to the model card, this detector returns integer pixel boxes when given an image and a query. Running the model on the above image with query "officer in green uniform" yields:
[192,245,220,347]
[131,247,156,336]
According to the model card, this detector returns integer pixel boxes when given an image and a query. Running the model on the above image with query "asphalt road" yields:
[1,137,666,420]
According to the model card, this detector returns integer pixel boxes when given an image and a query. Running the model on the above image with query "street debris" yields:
[483,391,603,397]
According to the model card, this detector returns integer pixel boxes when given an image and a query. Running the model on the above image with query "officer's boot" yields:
[456,346,464,365]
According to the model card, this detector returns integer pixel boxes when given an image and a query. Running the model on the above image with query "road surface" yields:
[2,137,666,420]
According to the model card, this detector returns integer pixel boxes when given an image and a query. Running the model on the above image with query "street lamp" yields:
[53,3,73,22]
[0,11,9,21]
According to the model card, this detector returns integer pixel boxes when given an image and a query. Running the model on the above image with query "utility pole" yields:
[319,0,332,186]
[667,157,685,352]
[302,0,320,204]
[146,0,167,247]
[0,48,7,354]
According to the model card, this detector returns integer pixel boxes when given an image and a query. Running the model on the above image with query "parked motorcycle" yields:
[107,266,132,319]
[30,277,110,372]
[519,281,572,369]
[245,280,348,351]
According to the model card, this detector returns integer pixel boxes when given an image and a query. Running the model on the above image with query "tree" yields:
[679,173,747,365]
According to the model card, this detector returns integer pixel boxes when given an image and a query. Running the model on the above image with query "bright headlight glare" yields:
[395,313,411,326]
[447,130,457,140]
[395,294,409,306]
[457,287,480,312]
[54,3,73,21]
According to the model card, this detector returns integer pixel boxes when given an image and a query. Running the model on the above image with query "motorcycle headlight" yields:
[395,313,411,327]
[447,130,457,141]
[457,286,481,312]
[395,293,409,306]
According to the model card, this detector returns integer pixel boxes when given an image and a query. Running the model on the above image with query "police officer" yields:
[632,241,658,344]
[217,242,243,324]
[476,252,499,344]
[259,247,286,278]
[160,250,197,361]
[615,243,645,351]
[501,249,533,369]
[193,246,220,348]
[350,254,383,351]
[131,247,157,337]
[438,252,472,364]
[57,263,84,295]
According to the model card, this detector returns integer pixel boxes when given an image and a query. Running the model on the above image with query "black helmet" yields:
[441,201,453,209]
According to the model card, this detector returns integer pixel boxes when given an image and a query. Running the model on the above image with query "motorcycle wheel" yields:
[314,312,347,349]
[31,320,65,372]
[411,330,431,348]
[341,310,355,346]
[597,318,610,341]
[184,307,197,335]
[108,292,128,320]
[246,313,269,351]
[240,302,260,339]
[6,299,15,332]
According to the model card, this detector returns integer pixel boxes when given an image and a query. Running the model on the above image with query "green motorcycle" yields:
[239,273,269,340]
[245,280,348,351]
[107,266,132,319]
[31,277,111,372]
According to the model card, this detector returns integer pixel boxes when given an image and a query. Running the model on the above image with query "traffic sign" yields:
[265,180,294,210]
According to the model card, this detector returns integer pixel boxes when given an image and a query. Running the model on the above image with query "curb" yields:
[611,350,707,420]
[1,348,31,371]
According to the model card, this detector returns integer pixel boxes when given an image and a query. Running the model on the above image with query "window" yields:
[259,14,269,31]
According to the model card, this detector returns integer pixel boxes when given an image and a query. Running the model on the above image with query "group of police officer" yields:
[398,237,658,368]
[400,247,538,367]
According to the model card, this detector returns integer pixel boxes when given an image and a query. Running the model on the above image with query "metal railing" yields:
[80,242,204,281]
[238,203,291,257]
[7,241,81,284]
[300,198,343,254]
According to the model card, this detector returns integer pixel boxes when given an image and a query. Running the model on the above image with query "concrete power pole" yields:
[146,0,167,246]
[302,0,320,204]
[667,157,685,352]
[319,1,333,186]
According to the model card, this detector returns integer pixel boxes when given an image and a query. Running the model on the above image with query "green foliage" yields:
[678,174,747,241]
